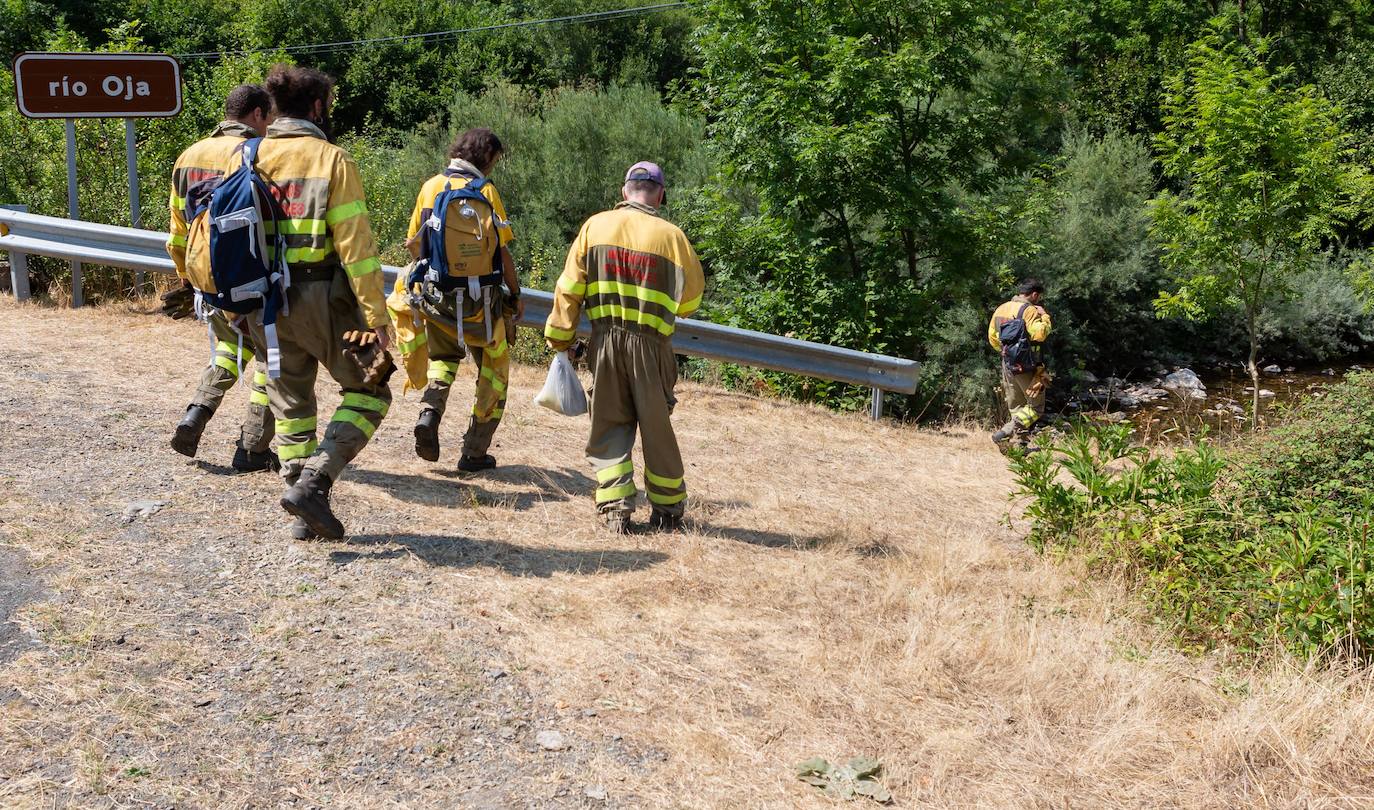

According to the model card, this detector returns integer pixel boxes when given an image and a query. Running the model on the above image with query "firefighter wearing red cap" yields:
[544,162,704,533]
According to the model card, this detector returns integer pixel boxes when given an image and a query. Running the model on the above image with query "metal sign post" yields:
[125,118,142,290]
[64,118,81,306]
[11,51,182,306]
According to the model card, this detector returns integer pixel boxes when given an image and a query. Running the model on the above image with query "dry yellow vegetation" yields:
[1,297,1373,808]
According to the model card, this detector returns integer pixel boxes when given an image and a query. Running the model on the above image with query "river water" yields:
[1073,363,1363,443]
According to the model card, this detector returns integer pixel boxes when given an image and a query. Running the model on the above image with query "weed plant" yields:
[1012,373,1374,660]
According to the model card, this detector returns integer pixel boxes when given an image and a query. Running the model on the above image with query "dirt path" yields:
[1,298,1372,809]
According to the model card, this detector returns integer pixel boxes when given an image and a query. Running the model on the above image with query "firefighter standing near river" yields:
[988,279,1053,449]
[242,64,393,540]
[164,85,277,471]
[544,162,703,534]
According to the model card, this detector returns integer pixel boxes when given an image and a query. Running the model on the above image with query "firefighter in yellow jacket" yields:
[165,85,276,471]
[406,128,522,473]
[242,65,392,540]
[545,162,704,533]
[988,279,1053,448]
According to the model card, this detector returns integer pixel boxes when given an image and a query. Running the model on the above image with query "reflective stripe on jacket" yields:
[252,118,388,329]
[165,120,256,280]
[545,201,703,350]
[987,297,1052,350]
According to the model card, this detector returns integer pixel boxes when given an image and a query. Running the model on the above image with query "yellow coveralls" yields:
[165,120,273,454]
[988,296,1053,442]
[545,201,704,518]
[236,117,392,484]
[402,160,516,459]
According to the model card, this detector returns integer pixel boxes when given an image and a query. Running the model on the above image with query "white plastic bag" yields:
[534,350,588,416]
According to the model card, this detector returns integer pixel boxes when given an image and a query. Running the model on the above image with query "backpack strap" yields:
[241,136,263,168]
[1015,301,1031,322]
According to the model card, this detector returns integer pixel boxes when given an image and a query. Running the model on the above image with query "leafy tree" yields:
[687,0,1061,409]
[1150,30,1371,423]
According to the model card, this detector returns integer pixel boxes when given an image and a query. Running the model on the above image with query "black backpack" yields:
[999,302,1042,374]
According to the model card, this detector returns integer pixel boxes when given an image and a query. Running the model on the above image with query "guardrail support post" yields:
[2,204,30,301]
[870,387,883,420]
[9,249,30,301]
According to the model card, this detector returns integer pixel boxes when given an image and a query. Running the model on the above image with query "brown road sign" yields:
[13,52,182,118]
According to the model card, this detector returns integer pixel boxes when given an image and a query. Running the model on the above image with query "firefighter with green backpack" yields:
[388,128,522,473]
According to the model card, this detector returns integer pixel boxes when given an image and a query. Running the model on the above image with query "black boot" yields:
[171,405,213,458]
[414,409,441,462]
[282,473,317,540]
[232,442,279,473]
[280,469,344,540]
[457,453,496,473]
[648,511,684,533]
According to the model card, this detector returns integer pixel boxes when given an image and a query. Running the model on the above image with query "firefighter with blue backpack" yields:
[180,64,393,541]
[163,84,277,472]
[988,279,1053,449]
[394,128,521,473]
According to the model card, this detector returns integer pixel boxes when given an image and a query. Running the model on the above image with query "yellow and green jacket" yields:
[165,120,256,280]
[987,296,1052,351]
[387,159,517,392]
[252,117,388,329]
[545,201,703,351]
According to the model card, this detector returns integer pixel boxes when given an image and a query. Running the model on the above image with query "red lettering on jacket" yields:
[604,247,658,286]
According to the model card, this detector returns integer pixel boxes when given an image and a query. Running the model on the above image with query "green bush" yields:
[350,81,710,282]
[1230,371,1374,514]
[1013,379,1374,660]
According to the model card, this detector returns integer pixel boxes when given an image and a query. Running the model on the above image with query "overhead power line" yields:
[176,2,691,60]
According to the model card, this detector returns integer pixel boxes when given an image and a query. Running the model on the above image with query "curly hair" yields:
[448,128,504,175]
[263,64,334,119]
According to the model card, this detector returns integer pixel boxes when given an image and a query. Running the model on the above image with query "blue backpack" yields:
[999,302,1042,374]
[407,175,504,296]
[183,137,289,377]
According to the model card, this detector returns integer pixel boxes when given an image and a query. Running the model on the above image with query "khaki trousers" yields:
[245,272,392,483]
[586,326,687,518]
[1000,369,1046,441]
[191,310,273,453]
[419,289,510,458]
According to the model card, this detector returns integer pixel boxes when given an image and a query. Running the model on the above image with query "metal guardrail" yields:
[0,209,920,413]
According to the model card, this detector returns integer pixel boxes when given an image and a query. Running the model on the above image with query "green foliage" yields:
[1013,380,1374,660]
[350,81,710,275]
[1150,29,1372,419]
[685,0,1066,410]
[1231,371,1374,514]
[1018,129,1167,380]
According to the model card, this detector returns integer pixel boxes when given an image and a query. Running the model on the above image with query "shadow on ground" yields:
[687,521,829,550]
[331,533,668,576]
[347,465,594,511]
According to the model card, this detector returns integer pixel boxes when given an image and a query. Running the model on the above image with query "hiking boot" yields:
[171,404,213,458]
[232,442,279,473]
[457,453,497,474]
[604,512,632,535]
[289,517,318,541]
[991,428,1013,445]
[280,469,344,540]
[414,409,441,462]
[648,511,684,533]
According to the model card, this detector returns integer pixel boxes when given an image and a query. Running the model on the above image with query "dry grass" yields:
[1,295,1374,808]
